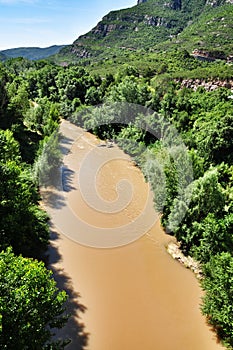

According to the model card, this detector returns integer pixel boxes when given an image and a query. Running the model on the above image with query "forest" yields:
[0,52,232,348]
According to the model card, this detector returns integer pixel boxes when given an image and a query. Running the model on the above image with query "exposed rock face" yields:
[206,0,233,6]
[92,23,125,37]
[138,0,182,7]
[177,78,233,91]
[164,0,182,10]
[206,0,221,6]
[144,15,157,26]
[192,48,226,60]
[143,14,172,27]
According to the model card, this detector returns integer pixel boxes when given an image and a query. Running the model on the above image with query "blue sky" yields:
[0,0,136,50]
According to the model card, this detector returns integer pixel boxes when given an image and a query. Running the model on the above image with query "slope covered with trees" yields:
[55,0,233,65]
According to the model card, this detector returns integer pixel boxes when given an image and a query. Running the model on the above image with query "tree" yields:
[0,66,10,128]
[0,161,49,257]
[6,79,30,122]
[24,99,60,137]
[0,129,21,163]
[195,113,233,165]
[85,86,101,105]
[107,76,148,104]
[34,131,62,188]
[201,252,233,347]
[168,168,226,253]
[0,248,68,349]
[190,213,233,263]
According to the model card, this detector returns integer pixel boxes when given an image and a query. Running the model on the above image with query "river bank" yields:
[45,121,225,350]
[167,241,203,279]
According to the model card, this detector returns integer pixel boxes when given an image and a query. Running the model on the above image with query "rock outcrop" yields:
[167,242,202,279]
[164,0,182,10]
[177,78,233,91]
[92,23,126,37]
[143,15,171,27]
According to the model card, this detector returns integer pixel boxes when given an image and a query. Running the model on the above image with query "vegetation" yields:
[173,4,233,55]
[0,60,69,348]
[0,45,66,61]
[61,61,232,347]
[201,253,233,347]
[0,42,233,347]
[0,248,68,349]
[0,0,232,347]
[54,0,233,65]
[0,52,7,61]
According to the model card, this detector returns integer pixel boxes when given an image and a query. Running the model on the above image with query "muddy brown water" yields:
[45,121,225,350]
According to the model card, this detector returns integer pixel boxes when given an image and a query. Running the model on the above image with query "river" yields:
[44,120,224,350]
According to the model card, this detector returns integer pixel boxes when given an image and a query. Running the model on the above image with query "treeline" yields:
[0,54,232,348]
[0,59,68,349]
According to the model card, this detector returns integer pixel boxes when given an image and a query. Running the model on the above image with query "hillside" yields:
[55,0,233,64]
[158,2,233,56]
[0,52,7,61]
[1,45,66,61]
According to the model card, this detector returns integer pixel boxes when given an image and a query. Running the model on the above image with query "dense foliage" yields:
[0,47,232,347]
[62,59,232,347]
[0,60,68,348]
[0,248,68,349]
[0,1,232,347]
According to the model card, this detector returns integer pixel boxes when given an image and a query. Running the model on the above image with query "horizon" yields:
[0,0,136,50]
[1,44,67,51]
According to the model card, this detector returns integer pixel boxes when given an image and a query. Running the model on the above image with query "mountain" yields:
[55,0,233,63]
[0,52,7,61]
[1,45,66,61]
[158,1,233,56]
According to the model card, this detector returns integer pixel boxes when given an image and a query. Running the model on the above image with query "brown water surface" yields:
[46,121,224,350]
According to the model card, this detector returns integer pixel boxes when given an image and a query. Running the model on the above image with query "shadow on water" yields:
[45,228,89,350]
[41,131,89,348]
[42,191,66,210]
[59,135,74,157]
[61,167,76,193]
[59,135,77,193]
[41,165,76,210]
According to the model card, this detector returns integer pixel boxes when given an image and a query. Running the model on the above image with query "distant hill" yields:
[1,45,66,61]
[55,0,233,63]
[0,52,7,61]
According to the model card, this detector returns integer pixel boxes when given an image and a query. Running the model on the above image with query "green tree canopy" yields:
[0,160,49,257]
[0,248,68,349]
[201,252,233,347]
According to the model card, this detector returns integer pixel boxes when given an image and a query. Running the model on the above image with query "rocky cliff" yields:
[137,0,233,8]
[178,78,233,91]
[57,0,233,62]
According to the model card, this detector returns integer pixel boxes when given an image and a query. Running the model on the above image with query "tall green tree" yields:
[0,248,68,349]
[168,168,226,254]
[0,160,49,257]
[201,252,233,348]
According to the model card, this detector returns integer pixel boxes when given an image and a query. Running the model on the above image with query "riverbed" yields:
[45,121,224,350]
